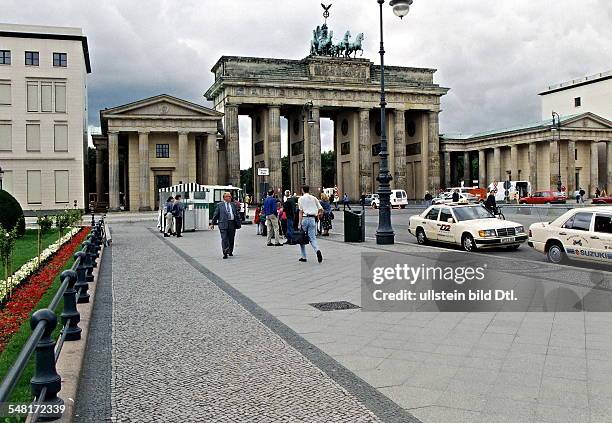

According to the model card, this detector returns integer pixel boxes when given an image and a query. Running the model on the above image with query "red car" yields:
[519,191,566,204]
[592,196,612,204]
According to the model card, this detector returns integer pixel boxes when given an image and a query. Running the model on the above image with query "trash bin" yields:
[344,210,365,242]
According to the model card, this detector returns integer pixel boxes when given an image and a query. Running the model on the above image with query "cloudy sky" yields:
[3,0,611,168]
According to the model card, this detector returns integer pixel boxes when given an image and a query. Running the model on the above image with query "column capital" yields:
[107,130,119,136]
[178,130,189,136]
[138,130,150,135]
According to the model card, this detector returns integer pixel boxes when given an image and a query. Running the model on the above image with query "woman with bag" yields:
[319,194,333,237]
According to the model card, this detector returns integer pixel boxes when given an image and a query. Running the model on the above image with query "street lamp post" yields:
[0,166,4,191]
[551,112,562,193]
[375,0,411,245]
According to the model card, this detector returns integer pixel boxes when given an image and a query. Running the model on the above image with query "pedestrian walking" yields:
[277,201,286,237]
[452,189,460,203]
[298,185,323,263]
[333,187,340,210]
[424,191,433,206]
[579,188,586,204]
[342,193,351,210]
[484,191,497,214]
[210,191,242,259]
[163,196,175,237]
[283,191,297,244]
[595,187,601,198]
[263,190,282,246]
[172,194,185,237]
[320,193,333,236]
[254,205,262,235]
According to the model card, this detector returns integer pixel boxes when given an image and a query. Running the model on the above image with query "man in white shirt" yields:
[297,185,323,263]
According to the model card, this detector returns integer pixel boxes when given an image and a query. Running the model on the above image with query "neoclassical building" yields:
[93,95,224,211]
[441,112,612,195]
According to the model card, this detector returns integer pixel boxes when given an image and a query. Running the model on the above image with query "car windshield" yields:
[453,206,496,221]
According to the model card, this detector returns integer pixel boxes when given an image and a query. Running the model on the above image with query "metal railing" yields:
[0,218,105,422]
[546,70,612,91]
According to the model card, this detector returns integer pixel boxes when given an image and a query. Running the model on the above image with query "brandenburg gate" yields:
[204,29,448,200]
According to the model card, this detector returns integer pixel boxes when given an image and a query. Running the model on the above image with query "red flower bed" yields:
[0,227,91,352]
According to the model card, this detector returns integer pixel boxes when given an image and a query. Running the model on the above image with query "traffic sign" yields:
[257,168,269,176]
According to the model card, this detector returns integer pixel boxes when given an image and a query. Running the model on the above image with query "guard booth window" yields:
[214,190,223,202]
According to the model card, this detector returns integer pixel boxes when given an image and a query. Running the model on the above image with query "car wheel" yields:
[416,228,427,245]
[506,245,520,251]
[547,243,566,264]
[462,234,476,252]
[400,205,406,209]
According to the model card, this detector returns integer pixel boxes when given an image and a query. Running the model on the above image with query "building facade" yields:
[540,71,612,120]
[441,113,612,196]
[0,23,91,212]
[204,55,448,201]
[94,94,224,211]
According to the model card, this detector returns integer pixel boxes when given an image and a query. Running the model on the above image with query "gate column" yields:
[393,109,406,191]
[359,109,372,195]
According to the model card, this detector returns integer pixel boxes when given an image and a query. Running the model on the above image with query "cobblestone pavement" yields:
[165,223,612,423]
[108,223,388,422]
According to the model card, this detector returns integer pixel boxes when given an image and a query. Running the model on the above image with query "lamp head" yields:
[390,0,413,19]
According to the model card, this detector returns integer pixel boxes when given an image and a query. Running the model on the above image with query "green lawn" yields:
[11,229,62,274]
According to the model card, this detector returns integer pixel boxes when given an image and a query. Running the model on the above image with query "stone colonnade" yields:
[225,102,441,201]
[101,129,220,211]
[442,139,612,196]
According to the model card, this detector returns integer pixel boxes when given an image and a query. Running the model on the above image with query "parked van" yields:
[372,189,408,208]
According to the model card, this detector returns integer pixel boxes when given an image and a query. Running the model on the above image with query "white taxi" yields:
[408,204,528,252]
[528,206,612,265]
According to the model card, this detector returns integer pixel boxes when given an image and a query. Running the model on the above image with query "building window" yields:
[0,50,10,65]
[0,82,11,105]
[291,141,303,156]
[54,170,69,203]
[25,51,39,66]
[0,123,11,151]
[156,144,170,158]
[26,123,41,151]
[254,141,264,156]
[55,83,66,112]
[574,97,581,107]
[54,124,68,151]
[340,141,350,155]
[27,170,42,204]
[41,83,52,112]
[53,52,67,67]
[406,142,421,156]
[27,82,38,112]
[575,149,578,160]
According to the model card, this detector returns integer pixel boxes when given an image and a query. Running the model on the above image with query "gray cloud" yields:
[3,0,611,169]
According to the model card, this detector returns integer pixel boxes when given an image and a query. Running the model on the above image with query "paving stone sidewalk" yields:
[165,223,612,423]
[106,223,389,422]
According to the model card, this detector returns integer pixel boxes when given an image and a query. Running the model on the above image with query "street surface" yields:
[75,216,612,423]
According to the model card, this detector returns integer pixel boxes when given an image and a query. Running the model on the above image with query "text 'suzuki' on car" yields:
[408,204,528,252]
[528,206,612,265]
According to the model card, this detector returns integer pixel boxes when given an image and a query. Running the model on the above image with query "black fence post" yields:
[83,240,95,282]
[59,270,81,341]
[30,309,64,420]
[74,251,90,304]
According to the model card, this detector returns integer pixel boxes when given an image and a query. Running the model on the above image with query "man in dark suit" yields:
[210,191,242,259]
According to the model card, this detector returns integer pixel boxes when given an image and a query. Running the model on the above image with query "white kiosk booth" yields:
[157,183,244,232]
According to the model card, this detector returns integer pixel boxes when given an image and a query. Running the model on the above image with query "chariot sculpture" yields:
[310,3,365,58]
